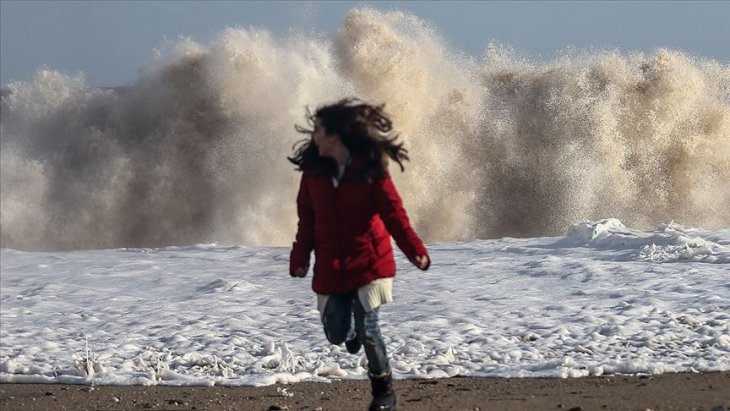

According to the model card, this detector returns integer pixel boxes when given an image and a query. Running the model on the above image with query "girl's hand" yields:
[413,255,430,270]
[291,267,307,277]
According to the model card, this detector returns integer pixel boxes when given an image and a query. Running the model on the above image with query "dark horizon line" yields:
[1,86,129,96]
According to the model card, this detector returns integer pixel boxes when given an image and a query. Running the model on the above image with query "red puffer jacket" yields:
[290,160,429,295]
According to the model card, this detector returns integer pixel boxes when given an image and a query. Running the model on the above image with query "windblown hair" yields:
[288,98,409,180]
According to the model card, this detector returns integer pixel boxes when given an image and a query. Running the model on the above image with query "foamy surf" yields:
[1,220,728,386]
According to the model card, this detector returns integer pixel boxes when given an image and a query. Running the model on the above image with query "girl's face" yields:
[312,121,339,158]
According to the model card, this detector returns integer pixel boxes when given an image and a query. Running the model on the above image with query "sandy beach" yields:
[1,372,728,411]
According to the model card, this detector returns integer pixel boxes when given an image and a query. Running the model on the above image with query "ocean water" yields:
[1,7,729,252]
[1,220,728,386]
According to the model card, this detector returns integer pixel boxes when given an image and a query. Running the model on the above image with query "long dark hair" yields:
[288,98,409,180]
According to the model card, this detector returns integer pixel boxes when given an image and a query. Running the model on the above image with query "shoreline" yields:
[1,372,728,410]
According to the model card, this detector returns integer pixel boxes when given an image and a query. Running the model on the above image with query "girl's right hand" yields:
[291,267,307,277]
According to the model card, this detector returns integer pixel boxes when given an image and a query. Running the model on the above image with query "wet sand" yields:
[1,372,728,410]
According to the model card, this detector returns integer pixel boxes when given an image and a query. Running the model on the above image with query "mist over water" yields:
[1,9,729,251]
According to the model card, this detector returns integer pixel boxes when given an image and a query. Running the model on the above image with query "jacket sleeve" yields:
[373,173,430,270]
[290,173,314,275]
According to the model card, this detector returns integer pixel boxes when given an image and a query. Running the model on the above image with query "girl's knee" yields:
[323,317,351,344]
[325,328,348,345]
[356,323,382,345]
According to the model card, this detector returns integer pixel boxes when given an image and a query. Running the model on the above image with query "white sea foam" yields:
[562,219,730,263]
[1,220,728,386]
[1,8,729,251]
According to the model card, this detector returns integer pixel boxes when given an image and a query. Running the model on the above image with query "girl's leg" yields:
[321,292,356,345]
[353,298,390,376]
[354,298,395,410]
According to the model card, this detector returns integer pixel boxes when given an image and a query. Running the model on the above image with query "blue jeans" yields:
[322,291,390,377]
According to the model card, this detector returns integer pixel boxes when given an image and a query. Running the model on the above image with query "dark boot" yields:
[369,371,396,411]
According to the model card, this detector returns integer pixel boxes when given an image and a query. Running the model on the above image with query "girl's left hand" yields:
[414,255,430,270]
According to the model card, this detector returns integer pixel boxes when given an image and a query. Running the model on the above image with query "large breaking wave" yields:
[1,8,729,251]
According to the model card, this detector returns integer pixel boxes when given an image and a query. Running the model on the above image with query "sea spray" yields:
[1,8,728,251]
